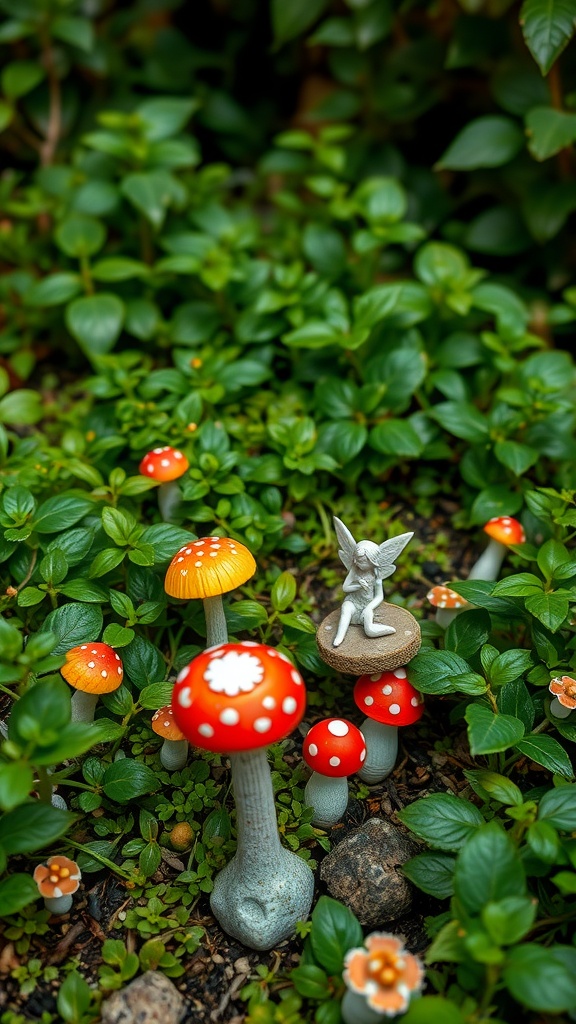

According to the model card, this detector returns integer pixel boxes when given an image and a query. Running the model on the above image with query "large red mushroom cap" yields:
[354,667,424,727]
[172,641,306,754]
[61,643,123,694]
[483,516,525,546]
[139,446,189,483]
[303,719,366,778]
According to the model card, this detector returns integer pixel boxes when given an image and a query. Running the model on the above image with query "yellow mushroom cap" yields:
[61,643,124,694]
[164,536,256,600]
[151,705,186,741]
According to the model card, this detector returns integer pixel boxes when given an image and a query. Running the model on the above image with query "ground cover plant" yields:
[1,0,576,1021]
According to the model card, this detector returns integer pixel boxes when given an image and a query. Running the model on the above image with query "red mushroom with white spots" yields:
[139,445,189,522]
[353,667,424,783]
[302,718,366,828]
[61,643,124,722]
[171,641,314,950]
[165,536,256,648]
[467,515,526,581]
[151,705,188,770]
[426,584,470,629]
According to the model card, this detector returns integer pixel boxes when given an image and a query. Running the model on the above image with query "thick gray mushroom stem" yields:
[549,697,572,719]
[341,990,387,1024]
[304,774,349,829]
[203,596,228,648]
[210,748,315,950]
[44,893,74,915]
[70,690,99,723]
[158,481,183,523]
[357,720,398,784]
[467,538,507,581]
[160,739,188,770]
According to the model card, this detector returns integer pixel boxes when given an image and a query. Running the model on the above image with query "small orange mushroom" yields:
[426,584,470,628]
[468,515,526,581]
[151,705,188,770]
[61,643,123,723]
[33,855,81,915]
[139,446,190,521]
[549,675,576,719]
[342,932,424,1020]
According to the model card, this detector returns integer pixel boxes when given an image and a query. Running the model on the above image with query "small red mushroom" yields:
[426,584,470,628]
[139,446,189,521]
[61,643,123,723]
[302,718,366,828]
[468,515,525,581]
[353,667,424,783]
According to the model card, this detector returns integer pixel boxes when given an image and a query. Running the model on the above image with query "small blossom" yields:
[549,675,576,711]
[33,856,81,899]
[343,933,424,1016]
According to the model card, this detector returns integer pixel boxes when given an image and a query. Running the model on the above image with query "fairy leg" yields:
[362,607,396,637]
[333,601,355,647]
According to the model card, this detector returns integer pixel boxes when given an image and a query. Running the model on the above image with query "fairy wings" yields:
[333,516,414,582]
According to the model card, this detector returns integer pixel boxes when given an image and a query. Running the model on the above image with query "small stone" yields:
[101,972,184,1024]
[319,818,417,927]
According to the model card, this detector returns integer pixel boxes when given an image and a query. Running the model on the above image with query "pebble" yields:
[319,817,417,927]
[101,971,184,1024]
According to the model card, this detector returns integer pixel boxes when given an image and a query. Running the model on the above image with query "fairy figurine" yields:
[332,517,414,647]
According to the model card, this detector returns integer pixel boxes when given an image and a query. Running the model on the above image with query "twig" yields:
[39,27,62,166]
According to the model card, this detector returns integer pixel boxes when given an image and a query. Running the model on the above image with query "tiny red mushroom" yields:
[467,515,525,581]
[171,641,314,949]
[302,718,366,828]
[353,667,424,783]
[426,584,470,629]
[61,643,124,723]
[139,445,189,521]
[151,705,188,770]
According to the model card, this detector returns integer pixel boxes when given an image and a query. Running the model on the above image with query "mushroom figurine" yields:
[342,932,425,1024]
[302,719,366,829]
[33,855,81,915]
[61,643,124,723]
[549,675,576,719]
[353,668,424,783]
[151,705,188,770]
[426,584,470,629]
[172,640,314,950]
[165,537,256,648]
[467,516,525,581]
[139,446,189,522]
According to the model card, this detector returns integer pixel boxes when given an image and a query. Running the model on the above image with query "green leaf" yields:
[515,735,574,778]
[88,548,125,578]
[0,874,39,916]
[302,223,346,277]
[444,609,491,661]
[525,590,569,631]
[494,440,538,476]
[431,401,489,443]
[436,116,524,170]
[403,997,467,1024]
[402,852,456,898]
[497,679,535,731]
[482,896,537,946]
[57,970,94,1023]
[527,819,560,862]
[398,793,484,851]
[55,216,106,259]
[66,294,125,357]
[309,895,363,974]
[492,573,543,597]
[525,106,576,160]
[520,0,576,75]
[122,635,165,688]
[0,389,43,425]
[0,762,34,810]
[271,0,329,45]
[1,60,43,98]
[39,603,103,656]
[465,705,525,755]
[538,784,576,829]
[489,649,533,686]
[369,419,423,458]
[463,769,523,806]
[139,524,195,563]
[454,821,525,914]
[0,803,74,854]
[291,964,330,999]
[26,272,82,307]
[472,282,529,338]
[503,945,576,1012]
[271,570,297,611]
[137,96,198,141]
[408,650,486,695]
[138,682,173,710]
[52,15,94,50]
[0,100,13,133]
[102,759,160,802]
[33,494,93,533]
[121,171,173,229]
[91,257,149,282]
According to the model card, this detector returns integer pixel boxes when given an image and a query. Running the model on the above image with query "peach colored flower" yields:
[343,933,424,1016]
[33,856,81,899]
[549,675,576,710]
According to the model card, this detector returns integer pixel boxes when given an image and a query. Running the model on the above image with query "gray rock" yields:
[319,818,416,927]
[101,971,184,1024]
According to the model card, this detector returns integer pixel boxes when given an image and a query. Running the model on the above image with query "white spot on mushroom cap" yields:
[364,695,374,706]
[308,743,318,756]
[117,667,122,675]
[209,552,218,557]
[195,561,202,567]
[262,696,276,710]
[394,668,407,678]
[327,720,349,737]
[88,661,95,669]
[220,708,240,726]
[115,654,120,661]
[329,756,341,767]
[204,651,264,696]
[291,670,302,685]
[411,696,421,706]
[174,451,183,459]
[198,723,214,737]
[146,463,154,472]
[161,459,171,467]
[177,557,184,563]
[389,703,401,715]
[101,670,107,678]
[282,697,297,715]
[178,687,192,708]
[360,748,366,761]
[176,667,189,684]
[81,645,87,650]
[382,685,393,695]
[370,673,381,682]
[254,717,272,733]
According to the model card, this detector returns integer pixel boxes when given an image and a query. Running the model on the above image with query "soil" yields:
[0,503,482,1022]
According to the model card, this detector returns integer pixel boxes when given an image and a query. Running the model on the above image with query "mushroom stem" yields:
[43,894,73,915]
[70,690,99,723]
[467,539,507,581]
[158,481,183,523]
[341,989,388,1024]
[210,747,314,950]
[203,596,228,648]
[550,697,573,719]
[357,720,398,784]
[304,774,349,829]
[435,607,460,629]
[160,738,189,771]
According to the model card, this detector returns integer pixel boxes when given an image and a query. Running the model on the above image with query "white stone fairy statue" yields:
[333,517,414,647]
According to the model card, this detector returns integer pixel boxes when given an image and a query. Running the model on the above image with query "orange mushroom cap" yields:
[549,675,576,710]
[164,536,256,601]
[426,585,468,610]
[61,643,123,694]
[139,446,189,483]
[483,516,525,545]
[33,856,81,899]
[172,641,306,754]
[354,667,424,727]
[151,705,186,741]
[344,932,424,1015]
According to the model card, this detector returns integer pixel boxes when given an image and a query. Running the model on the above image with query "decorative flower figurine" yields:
[33,855,81,915]
[341,933,424,1023]
[549,675,576,719]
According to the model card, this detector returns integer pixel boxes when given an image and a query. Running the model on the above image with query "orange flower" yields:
[343,933,424,1016]
[549,675,576,710]
[33,856,81,899]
